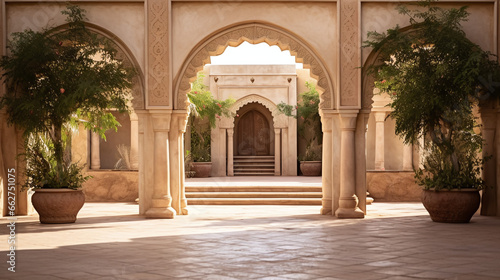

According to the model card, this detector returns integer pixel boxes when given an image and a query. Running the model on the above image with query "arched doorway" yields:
[235,105,273,157]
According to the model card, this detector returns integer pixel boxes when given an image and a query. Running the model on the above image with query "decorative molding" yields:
[147,0,170,106]
[175,23,334,110]
[339,0,360,107]
[220,95,287,129]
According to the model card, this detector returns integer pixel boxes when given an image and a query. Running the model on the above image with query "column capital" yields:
[339,110,359,131]
[129,112,139,122]
[227,128,234,137]
[374,111,388,122]
[150,110,172,132]
[172,110,189,133]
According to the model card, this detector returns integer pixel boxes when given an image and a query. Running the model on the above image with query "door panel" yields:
[237,110,270,156]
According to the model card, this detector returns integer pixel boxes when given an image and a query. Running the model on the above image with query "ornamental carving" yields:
[176,23,334,111]
[219,95,287,129]
[148,0,170,106]
[340,0,360,107]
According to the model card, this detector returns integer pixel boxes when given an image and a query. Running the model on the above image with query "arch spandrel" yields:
[175,23,335,111]
[86,25,146,110]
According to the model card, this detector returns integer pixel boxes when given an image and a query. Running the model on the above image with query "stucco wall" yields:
[172,2,337,88]
[5,3,145,74]
[367,171,421,202]
[361,2,496,64]
[83,171,138,202]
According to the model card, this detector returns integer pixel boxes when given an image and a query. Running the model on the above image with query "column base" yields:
[145,207,176,219]
[335,207,365,219]
[320,207,332,215]
[321,199,332,215]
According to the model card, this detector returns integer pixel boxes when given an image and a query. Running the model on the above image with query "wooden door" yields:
[237,110,270,156]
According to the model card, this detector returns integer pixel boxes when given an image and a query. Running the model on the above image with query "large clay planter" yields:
[421,189,480,223]
[32,189,85,224]
[300,161,322,176]
[191,162,212,178]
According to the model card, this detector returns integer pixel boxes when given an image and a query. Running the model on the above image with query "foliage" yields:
[364,0,500,190]
[184,150,195,178]
[0,5,134,188]
[22,133,91,190]
[277,82,322,161]
[190,128,211,162]
[187,73,235,128]
[187,73,234,162]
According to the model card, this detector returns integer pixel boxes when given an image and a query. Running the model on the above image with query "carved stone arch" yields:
[174,23,335,111]
[362,26,424,111]
[220,95,287,128]
[53,23,146,110]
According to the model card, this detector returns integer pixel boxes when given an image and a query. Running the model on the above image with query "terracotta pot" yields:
[32,189,85,224]
[421,189,480,223]
[191,162,212,178]
[300,161,322,176]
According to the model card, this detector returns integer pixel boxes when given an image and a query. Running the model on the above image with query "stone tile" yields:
[1,202,500,280]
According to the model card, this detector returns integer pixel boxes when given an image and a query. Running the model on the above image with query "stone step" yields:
[234,168,274,172]
[187,198,322,205]
[234,173,276,176]
[187,192,322,198]
[234,163,275,167]
[234,156,275,159]
[185,186,322,192]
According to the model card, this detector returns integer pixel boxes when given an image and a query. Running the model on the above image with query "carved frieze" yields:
[148,0,170,106]
[340,0,360,107]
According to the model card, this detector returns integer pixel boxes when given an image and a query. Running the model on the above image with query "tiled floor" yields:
[1,202,500,279]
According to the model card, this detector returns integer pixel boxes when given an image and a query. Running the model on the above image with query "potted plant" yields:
[364,0,500,222]
[187,73,234,177]
[278,82,322,176]
[0,5,134,223]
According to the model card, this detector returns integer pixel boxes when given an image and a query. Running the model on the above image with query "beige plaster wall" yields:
[366,114,406,170]
[367,171,421,202]
[172,2,337,85]
[361,2,496,64]
[5,2,145,73]
[83,171,138,202]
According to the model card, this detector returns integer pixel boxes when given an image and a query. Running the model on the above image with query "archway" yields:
[173,22,335,111]
[235,104,273,157]
[174,23,331,179]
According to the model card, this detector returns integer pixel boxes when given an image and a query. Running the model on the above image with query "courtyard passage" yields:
[1,202,500,279]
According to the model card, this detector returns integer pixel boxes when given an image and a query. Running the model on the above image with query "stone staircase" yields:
[233,156,275,176]
[186,184,322,205]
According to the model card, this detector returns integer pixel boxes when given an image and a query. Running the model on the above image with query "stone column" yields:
[227,128,234,176]
[274,128,281,176]
[335,112,364,218]
[137,110,154,215]
[145,111,175,219]
[320,112,333,215]
[170,111,189,215]
[282,128,289,175]
[130,112,139,170]
[402,144,413,171]
[178,113,189,215]
[90,132,101,170]
[374,111,386,170]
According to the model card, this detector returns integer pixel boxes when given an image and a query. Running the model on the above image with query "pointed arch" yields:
[174,22,335,111]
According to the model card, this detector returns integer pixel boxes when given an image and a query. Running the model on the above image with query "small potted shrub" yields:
[364,0,500,222]
[187,73,234,177]
[0,5,134,223]
[278,82,322,176]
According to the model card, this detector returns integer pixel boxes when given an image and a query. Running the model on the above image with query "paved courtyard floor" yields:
[1,202,500,280]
